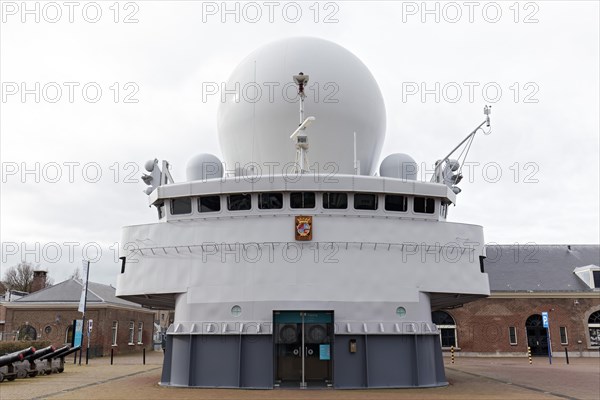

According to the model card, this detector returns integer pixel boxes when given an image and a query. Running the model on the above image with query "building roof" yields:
[12,278,144,308]
[486,244,600,293]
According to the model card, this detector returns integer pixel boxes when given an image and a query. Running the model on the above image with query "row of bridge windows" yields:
[163,192,437,218]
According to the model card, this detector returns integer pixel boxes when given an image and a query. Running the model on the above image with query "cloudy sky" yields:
[1,1,598,286]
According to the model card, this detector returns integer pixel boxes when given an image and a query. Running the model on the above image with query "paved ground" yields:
[1,352,598,400]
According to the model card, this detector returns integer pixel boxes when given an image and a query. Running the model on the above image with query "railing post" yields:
[451,346,455,364]
[527,346,532,364]
[110,348,114,365]
[564,347,569,364]
[143,348,146,365]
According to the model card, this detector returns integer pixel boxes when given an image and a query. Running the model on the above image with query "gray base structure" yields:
[159,334,447,389]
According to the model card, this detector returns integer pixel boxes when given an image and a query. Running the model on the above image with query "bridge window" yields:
[170,198,192,215]
[384,195,407,212]
[354,193,378,210]
[414,197,435,214]
[290,192,315,208]
[228,194,251,211]
[259,193,283,209]
[323,192,347,209]
[199,195,221,212]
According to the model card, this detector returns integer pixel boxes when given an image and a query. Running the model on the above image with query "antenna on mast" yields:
[432,105,492,193]
[290,72,316,174]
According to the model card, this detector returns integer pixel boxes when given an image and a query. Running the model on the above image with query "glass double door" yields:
[274,311,333,388]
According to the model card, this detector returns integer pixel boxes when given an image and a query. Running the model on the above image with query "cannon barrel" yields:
[0,347,36,367]
[56,346,81,359]
[23,346,56,362]
[0,352,24,367]
[40,345,70,361]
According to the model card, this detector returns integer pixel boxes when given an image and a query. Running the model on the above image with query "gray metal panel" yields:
[169,336,191,386]
[240,335,273,388]
[415,335,439,386]
[190,336,240,387]
[433,337,447,385]
[160,336,173,385]
[366,336,414,387]
[333,336,367,388]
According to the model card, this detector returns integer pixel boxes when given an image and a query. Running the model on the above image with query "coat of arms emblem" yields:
[295,216,313,241]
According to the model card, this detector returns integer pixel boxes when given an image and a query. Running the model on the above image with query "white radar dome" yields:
[186,153,223,181]
[217,37,386,176]
[379,153,418,180]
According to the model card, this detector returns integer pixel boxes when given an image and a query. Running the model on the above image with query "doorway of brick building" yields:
[525,314,549,356]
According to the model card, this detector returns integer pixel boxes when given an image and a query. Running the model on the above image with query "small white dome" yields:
[186,153,223,181]
[379,153,418,180]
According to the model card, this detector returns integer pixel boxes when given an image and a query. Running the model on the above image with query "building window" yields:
[384,195,407,212]
[290,192,315,208]
[432,311,457,348]
[227,194,251,211]
[17,325,37,341]
[170,198,192,215]
[199,195,221,212]
[414,197,435,214]
[111,321,118,346]
[137,322,143,344]
[508,326,517,345]
[354,193,378,210]
[588,311,600,347]
[44,325,52,335]
[128,321,135,344]
[559,326,568,345]
[258,193,283,209]
[594,271,600,288]
[323,192,347,209]
[65,325,74,345]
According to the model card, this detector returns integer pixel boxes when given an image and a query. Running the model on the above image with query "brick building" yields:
[0,279,155,356]
[434,245,600,357]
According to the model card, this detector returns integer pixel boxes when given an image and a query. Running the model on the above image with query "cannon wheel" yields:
[0,372,4,382]
[16,369,27,379]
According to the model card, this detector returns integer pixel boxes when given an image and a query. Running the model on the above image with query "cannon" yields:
[39,345,70,361]
[37,346,80,374]
[0,347,36,383]
[17,346,56,378]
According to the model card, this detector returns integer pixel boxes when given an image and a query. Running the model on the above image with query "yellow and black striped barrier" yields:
[527,346,532,364]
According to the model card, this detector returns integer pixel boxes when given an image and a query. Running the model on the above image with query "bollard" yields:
[527,346,532,364]
[450,346,455,364]
[110,348,114,365]
[564,347,569,364]
[143,348,146,365]
[86,348,89,365]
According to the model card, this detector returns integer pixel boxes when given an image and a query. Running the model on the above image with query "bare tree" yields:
[69,267,82,280]
[2,261,52,292]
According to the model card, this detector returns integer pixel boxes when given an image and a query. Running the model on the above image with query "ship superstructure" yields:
[116,37,490,389]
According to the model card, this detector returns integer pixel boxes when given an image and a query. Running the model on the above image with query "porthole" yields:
[44,325,52,334]
[396,307,406,318]
[231,305,242,317]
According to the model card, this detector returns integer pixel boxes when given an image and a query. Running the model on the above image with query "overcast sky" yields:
[1,1,598,286]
